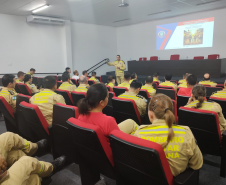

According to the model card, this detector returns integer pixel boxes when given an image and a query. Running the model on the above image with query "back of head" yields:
[17,71,24,78]
[78,83,108,115]
[92,72,96,76]
[124,73,131,81]
[130,80,142,89]
[62,72,70,82]
[131,73,137,80]
[30,68,36,72]
[153,72,159,77]
[73,70,78,75]
[82,70,87,75]
[165,74,172,81]
[107,76,115,83]
[79,76,87,84]
[145,76,153,84]
[43,76,57,89]
[191,84,206,109]
[24,74,31,83]
[148,94,175,148]
[204,73,210,81]
[187,75,197,86]
[2,74,15,87]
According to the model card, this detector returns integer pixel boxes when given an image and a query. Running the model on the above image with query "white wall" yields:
[71,22,117,76]
[0,14,67,75]
[117,8,226,69]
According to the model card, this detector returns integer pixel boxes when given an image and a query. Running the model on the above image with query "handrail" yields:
[88,62,108,75]
[87,58,109,73]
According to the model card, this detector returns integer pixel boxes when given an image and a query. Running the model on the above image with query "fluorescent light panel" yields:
[32,5,49,13]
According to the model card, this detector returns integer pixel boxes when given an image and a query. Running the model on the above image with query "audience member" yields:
[178,73,191,88]
[178,74,187,84]
[160,74,177,91]
[153,72,160,83]
[26,68,36,77]
[59,72,76,93]
[82,70,89,80]
[72,70,79,80]
[210,80,226,98]
[141,76,156,97]
[30,76,66,125]
[65,67,71,77]
[199,73,217,87]
[16,71,25,83]
[89,72,100,84]
[74,76,88,93]
[178,75,197,96]
[118,73,131,89]
[106,76,115,89]
[129,73,138,84]
[24,74,39,93]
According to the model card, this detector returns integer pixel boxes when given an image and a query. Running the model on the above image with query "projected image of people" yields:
[184,28,203,45]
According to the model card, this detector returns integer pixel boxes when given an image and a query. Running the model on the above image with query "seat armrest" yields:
[174,168,199,185]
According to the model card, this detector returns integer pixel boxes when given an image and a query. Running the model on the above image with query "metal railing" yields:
[87,58,109,75]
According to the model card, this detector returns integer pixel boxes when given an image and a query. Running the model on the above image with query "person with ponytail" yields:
[186,84,226,134]
[118,94,203,176]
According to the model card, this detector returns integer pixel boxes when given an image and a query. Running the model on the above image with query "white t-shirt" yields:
[72,75,79,80]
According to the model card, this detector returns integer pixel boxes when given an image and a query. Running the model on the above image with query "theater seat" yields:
[156,88,177,100]
[170,80,177,84]
[112,97,141,124]
[57,81,62,89]
[0,96,17,133]
[138,89,149,99]
[49,103,79,164]
[15,83,22,93]
[109,130,199,185]
[177,95,190,110]
[103,92,115,117]
[139,57,147,61]
[153,81,159,89]
[206,87,223,99]
[106,85,113,92]
[209,97,226,118]
[0,78,3,86]
[19,101,49,143]
[96,76,102,82]
[71,91,86,106]
[32,77,38,85]
[55,89,74,105]
[194,56,204,60]
[70,79,78,86]
[170,54,180,60]
[150,56,158,60]
[158,85,174,89]
[208,54,220,59]
[66,118,116,185]
[113,87,128,97]
[178,107,226,177]
[217,84,224,89]
[18,83,33,96]
[37,77,44,89]
[88,80,95,86]
[57,76,62,81]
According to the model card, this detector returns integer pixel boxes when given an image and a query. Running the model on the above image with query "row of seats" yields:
[139,54,220,61]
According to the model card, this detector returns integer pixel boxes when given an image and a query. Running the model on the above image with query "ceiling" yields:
[0,0,226,27]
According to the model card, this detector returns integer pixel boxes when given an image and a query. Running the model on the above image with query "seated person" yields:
[72,70,79,80]
[24,74,39,93]
[118,94,203,176]
[118,73,131,89]
[129,73,138,84]
[0,74,18,111]
[178,73,191,88]
[106,76,115,89]
[65,67,71,77]
[178,74,187,84]
[74,76,88,93]
[118,80,147,116]
[186,84,226,134]
[199,73,217,87]
[178,75,197,97]
[30,76,66,125]
[82,70,90,80]
[210,80,226,98]
[89,72,100,84]
[153,72,160,83]
[0,132,65,185]
[159,74,177,91]
[59,72,76,93]
[26,68,35,77]
[16,71,25,83]
[141,76,156,97]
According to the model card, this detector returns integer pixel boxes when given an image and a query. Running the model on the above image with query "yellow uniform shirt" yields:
[178,79,186,84]
[141,84,156,97]
[26,72,33,77]
[211,89,226,98]
[153,78,160,83]
[107,60,126,77]
[107,83,114,89]
[25,82,39,93]
[129,79,135,84]
[74,84,88,93]
[118,91,147,116]
[160,81,177,91]
[89,77,100,84]
[30,89,66,125]
[199,81,217,87]
[118,81,130,89]
[16,79,24,84]
[133,119,203,176]
[178,83,187,88]
[185,100,226,134]
[59,82,76,93]
[0,87,17,111]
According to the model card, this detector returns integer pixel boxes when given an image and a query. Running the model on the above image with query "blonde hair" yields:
[192,84,206,109]
[148,94,175,148]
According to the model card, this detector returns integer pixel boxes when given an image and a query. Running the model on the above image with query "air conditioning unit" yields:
[27,15,65,25]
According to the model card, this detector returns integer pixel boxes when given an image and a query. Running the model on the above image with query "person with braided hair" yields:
[185,84,226,134]
[118,94,203,176]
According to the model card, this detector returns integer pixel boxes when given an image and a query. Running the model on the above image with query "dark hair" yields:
[107,76,115,83]
[153,72,159,77]
[117,55,120,57]
[30,68,36,72]
[131,73,137,80]
[78,84,108,115]
[17,71,24,78]
[24,74,32,83]
[62,72,70,82]
[124,73,131,80]
[165,74,172,81]
[92,72,96,76]
[187,75,197,86]
[2,74,15,87]
[146,76,153,84]
[65,67,70,71]
[130,80,142,89]
[42,76,57,89]
[82,70,88,75]
[191,84,206,109]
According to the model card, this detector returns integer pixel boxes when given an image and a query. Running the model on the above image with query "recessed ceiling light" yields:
[32,5,49,13]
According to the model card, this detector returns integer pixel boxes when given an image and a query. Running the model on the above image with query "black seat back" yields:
[156,88,176,100]
[32,77,38,85]
[15,84,22,93]
[177,95,189,110]
[209,97,226,118]
[206,87,223,99]
[71,79,78,86]
[113,87,127,97]
[71,91,86,106]
[57,81,62,88]
[18,84,32,96]
[55,90,73,105]
[138,90,149,99]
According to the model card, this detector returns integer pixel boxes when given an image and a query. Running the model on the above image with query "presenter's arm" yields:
[107,61,115,66]
[121,61,126,71]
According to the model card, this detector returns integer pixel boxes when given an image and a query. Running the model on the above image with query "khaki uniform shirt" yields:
[141,84,156,97]
[118,81,130,89]
[25,82,39,93]
[107,60,126,77]
[16,79,24,84]
[160,81,177,91]
[178,79,186,84]
[178,83,187,88]
[153,78,160,83]
[30,89,66,125]
[107,83,114,89]
[210,90,226,98]
[199,81,217,87]
[89,77,100,84]
[185,100,226,134]
[59,82,76,93]
[133,119,203,176]
[118,91,147,116]
[74,84,88,93]
[0,87,17,111]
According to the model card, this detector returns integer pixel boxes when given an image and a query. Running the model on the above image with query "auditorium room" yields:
[1,0,226,184]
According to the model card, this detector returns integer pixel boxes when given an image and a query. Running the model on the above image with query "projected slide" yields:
[156,17,214,50]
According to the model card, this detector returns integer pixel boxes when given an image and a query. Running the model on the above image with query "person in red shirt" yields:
[178,74,197,97]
